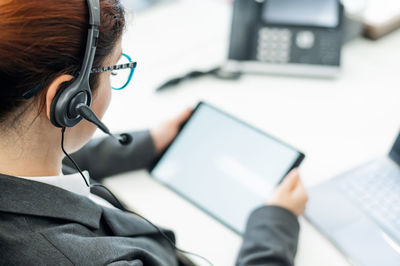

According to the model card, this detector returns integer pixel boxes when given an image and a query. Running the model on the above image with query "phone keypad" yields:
[257,27,292,63]
[256,27,341,66]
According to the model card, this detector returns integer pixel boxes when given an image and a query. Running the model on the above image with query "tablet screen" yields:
[151,102,304,234]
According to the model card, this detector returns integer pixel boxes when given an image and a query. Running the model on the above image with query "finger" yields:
[173,108,192,125]
[279,169,299,191]
[293,178,308,200]
[181,107,192,119]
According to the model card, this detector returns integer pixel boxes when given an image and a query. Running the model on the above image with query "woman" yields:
[0,0,308,265]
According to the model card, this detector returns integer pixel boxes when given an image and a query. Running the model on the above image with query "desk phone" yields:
[227,0,344,77]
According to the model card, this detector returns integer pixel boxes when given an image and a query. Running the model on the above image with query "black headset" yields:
[49,0,131,145]
[50,0,100,128]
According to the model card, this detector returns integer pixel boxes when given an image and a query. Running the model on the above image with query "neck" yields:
[0,119,64,177]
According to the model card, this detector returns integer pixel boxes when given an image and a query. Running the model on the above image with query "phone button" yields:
[296,31,315,49]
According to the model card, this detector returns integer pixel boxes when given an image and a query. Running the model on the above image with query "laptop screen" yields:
[389,132,400,165]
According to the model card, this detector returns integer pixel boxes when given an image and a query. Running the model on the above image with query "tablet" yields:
[151,102,305,234]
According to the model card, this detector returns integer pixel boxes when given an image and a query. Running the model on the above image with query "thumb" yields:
[279,169,299,191]
[174,108,192,125]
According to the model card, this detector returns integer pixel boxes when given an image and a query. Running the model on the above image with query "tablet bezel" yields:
[149,101,305,234]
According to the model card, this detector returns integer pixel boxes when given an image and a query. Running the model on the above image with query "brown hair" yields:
[0,0,125,126]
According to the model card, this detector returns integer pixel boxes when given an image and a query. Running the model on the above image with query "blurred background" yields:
[102,0,400,265]
[103,0,400,183]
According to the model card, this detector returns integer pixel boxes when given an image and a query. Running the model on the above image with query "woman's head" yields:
[0,0,125,155]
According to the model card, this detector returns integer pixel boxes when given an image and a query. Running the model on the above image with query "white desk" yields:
[100,0,400,265]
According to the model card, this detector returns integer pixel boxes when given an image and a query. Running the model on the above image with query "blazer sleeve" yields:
[62,130,157,181]
[236,205,300,266]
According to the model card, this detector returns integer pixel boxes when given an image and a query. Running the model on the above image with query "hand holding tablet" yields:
[151,102,305,234]
[267,169,308,217]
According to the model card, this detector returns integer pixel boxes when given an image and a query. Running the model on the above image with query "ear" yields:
[45,75,74,120]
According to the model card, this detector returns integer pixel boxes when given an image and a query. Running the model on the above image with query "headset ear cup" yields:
[49,80,74,128]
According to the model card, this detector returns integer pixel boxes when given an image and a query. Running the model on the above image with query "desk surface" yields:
[101,0,400,265]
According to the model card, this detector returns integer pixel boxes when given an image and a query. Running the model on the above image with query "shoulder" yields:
[0,212,73,265]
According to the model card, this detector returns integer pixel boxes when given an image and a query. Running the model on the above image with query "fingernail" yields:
[289,169,298,177]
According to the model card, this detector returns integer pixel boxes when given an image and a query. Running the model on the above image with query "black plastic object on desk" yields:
[155,66,242,92]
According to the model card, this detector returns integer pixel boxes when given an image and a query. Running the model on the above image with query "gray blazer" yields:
[0,131,299,265]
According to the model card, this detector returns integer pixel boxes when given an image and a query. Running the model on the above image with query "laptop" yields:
[306,131,400,266]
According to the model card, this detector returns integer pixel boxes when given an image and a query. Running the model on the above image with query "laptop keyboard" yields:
[339,158,400,240]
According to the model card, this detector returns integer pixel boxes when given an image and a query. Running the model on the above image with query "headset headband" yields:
[79,0,100,85]
[50,0,100,128]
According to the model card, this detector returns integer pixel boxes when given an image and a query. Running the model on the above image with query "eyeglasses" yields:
[22,53,137,99]
[91,53,137,90]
